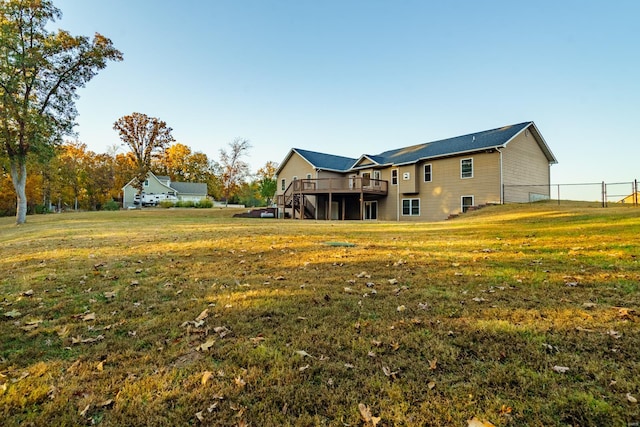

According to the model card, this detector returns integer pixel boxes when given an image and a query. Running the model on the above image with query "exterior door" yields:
[364,201,378,220]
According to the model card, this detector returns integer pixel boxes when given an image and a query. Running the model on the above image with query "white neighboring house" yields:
[122,172,208,208]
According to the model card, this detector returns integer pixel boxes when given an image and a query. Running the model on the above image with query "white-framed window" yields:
[461,195,474,213]
[281,179,286,191]
[402,198,420,216]
[391,169,398,185]
[402,172,410,180]
[373,170,381,180]
[461,158,473,179]
[424,164,432,182]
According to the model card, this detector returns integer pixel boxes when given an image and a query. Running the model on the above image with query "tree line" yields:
[0,134,278,216]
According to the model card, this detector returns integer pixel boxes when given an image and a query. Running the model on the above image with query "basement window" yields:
[402,198,420,216]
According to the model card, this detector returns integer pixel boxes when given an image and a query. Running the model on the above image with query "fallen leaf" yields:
[79,404,91,417]
[234,376,246,388]
[98,399,113,408]
[296,350,313,358]
[499,404,512,415]
[201,371,213,386]
[299,364,310,372]
[96,361,104,371]
[396,305,406,312]
[82,312,96,321]
[104,291,116,299]
[195,309,209,322]
[195,411,204,421]
[627,393,638,403]
[552,365,570,374]
[429,358,438,371]
[418,302,429,310]
[472,297,486,303]
[358,403,381,426]
[607,329,622,339]
[582,302,596,309]
[197,338,216,352]
[427,381,436,390]
[388,278,398,285]
[467,416,496,427]
[22,289,34,297]
[4,309,21,318]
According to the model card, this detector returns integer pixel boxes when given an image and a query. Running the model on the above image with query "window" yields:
[402,172,410,180]
[461,158,473,179]
[391,169,398,185]
[424,164,432,182]
[402,198,420,216]
[143,179,149,187]
[462,196,474,213]
[306,173,312,179]
[281,179,286,191]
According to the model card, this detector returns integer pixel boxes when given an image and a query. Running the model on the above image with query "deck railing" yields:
[291,177,388,194]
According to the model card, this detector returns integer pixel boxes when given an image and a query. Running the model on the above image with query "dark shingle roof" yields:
[294,148,357,172]
[170,182,207,195]
[284,122,556,173]
[372,122,533,165]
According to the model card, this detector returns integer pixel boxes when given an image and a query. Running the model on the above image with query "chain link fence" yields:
[503,180,639,207]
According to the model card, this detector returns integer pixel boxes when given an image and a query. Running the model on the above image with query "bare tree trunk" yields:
[10,158,28,225]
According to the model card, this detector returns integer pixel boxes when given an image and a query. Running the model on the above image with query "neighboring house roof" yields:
[169,181,207,195]
[276,121,557,175]
[122,172,207,196]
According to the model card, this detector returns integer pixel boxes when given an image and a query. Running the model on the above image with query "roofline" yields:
[275,148,321,176]
[121,171,175,192]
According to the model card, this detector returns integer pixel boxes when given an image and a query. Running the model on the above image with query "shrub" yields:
[195,198,213,208]
[103,200,120,211]
[175,200,195,208]
[34,204,50,214]
[158,200,175,208]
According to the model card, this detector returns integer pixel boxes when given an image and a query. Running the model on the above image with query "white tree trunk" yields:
[10,158,28,224]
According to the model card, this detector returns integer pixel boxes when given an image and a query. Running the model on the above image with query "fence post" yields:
[602,181,606,208]
[557,184,560,205]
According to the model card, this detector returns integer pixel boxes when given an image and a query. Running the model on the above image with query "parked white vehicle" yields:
[133,193,178,206]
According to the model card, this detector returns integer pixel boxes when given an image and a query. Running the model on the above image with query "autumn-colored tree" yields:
[155,143,211,183]
[0,0,122,224]
[112,152,137,199]
[113,113,175,201]
[219,138,251,205]
[256,161,278,206]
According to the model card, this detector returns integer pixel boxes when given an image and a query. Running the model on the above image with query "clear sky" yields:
[53,0,639,199]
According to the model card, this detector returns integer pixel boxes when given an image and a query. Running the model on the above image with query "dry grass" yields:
[1,203,639,426]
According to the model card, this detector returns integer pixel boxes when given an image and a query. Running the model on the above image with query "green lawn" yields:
[1,203,639,426]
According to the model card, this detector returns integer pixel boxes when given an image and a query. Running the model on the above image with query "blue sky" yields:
[54,0,639,199]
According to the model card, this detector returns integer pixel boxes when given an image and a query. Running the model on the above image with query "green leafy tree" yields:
[0,0,122,224]
[256,161,278,206]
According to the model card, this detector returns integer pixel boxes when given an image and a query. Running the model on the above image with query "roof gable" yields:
[293,148,357,172]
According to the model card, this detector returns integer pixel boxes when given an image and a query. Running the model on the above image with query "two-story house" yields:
[275,121,557,222]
